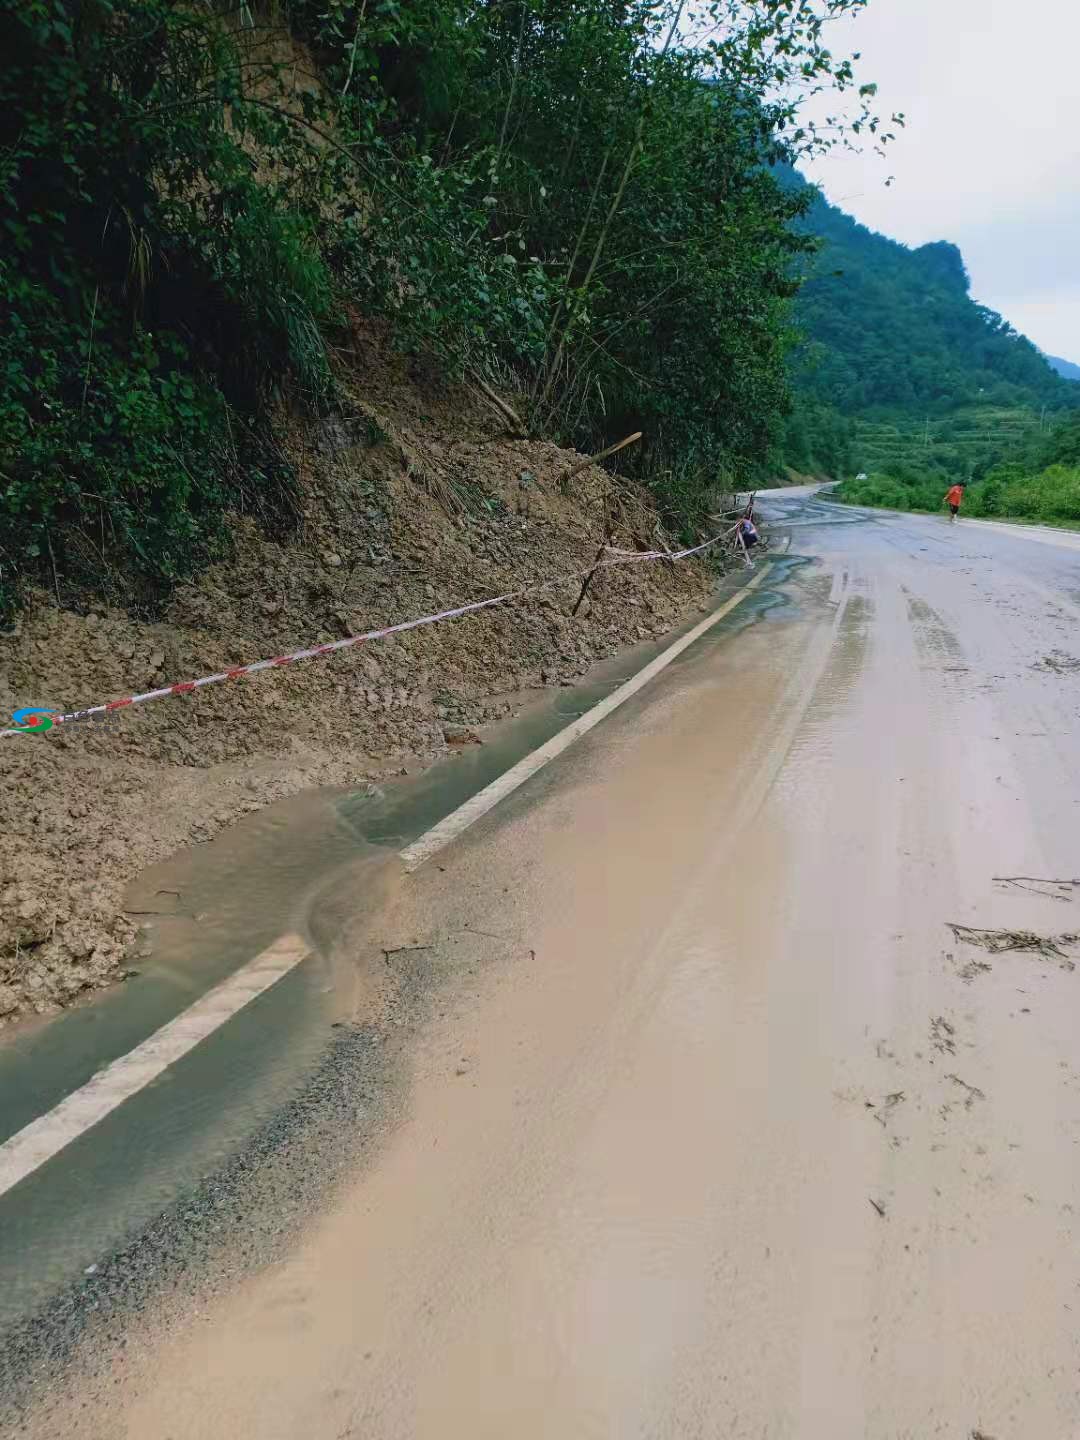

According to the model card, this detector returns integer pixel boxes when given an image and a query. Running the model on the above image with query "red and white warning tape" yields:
[2,530,732,738]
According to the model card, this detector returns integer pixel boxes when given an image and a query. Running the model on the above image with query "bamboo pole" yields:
[560,431,642,487]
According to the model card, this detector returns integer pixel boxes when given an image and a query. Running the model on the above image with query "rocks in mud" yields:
[5,887,54,946]
[443,724,481,746]
[311,416,367,456]
[360,685,412,713]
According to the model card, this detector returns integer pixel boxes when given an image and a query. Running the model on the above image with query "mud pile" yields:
[0,328,721,1023]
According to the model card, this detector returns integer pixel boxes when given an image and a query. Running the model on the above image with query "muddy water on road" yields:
[0,585,789,1345]
[36,519,1080,1437]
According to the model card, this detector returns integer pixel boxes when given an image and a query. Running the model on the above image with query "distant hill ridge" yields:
[782,169,1073,416]
[1046,353,1080,383]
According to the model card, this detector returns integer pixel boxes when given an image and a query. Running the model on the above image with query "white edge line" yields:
[958,517,1080,553]
[399,565,771,872]
[0,933,310,1201]
[0,569,769,1199]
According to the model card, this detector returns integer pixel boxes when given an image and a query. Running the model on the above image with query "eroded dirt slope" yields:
[0,331,716,1023]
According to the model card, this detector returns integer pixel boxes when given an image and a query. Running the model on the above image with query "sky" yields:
[802,0,1080,363]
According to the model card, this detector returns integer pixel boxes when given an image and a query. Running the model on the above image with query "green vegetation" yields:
[0,0,894,618]
[788,180,1072,414]
[850,405,1051,479]
[770,169,1079,488]
[768,397,857,480]
[833,411,1080,524]
[1,0,334,615]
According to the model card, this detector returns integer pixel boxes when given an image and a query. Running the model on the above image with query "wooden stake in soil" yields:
[560,431,643,490]
[571,535,611,618]
[571,508,616,618]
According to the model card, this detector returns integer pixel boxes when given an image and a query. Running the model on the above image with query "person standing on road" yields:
[944,482,965,523]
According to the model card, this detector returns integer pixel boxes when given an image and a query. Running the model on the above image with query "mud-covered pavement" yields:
[7,496,1080,1437]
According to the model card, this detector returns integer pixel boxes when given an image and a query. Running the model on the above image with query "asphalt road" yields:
[7,494,1080,1438]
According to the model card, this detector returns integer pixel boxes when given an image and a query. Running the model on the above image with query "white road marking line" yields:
[0,572,772,1198]
[960,517,1080,553]
[400,566,771,872]
[0,934,310,1201]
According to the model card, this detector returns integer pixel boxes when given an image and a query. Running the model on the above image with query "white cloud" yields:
[802,0,1080,361]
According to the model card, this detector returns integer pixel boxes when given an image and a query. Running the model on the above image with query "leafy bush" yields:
[0,0,334,614]
[1038,413,1080,468]
[0,267,238,604]
[978,464,1080,522]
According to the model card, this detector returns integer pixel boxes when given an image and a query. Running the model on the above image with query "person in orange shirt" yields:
[944,482,965,522]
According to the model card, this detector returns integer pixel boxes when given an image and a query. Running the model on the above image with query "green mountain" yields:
[770,171,1077,480]
[790,186,1069,414]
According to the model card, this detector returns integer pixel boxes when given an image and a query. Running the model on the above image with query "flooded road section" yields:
[16,501,1080,1437]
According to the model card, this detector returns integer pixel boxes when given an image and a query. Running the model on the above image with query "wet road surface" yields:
[8,496,1080,1437]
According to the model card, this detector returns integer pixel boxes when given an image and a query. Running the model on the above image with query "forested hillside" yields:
[792,193,1068,413]
[834,407,1080,524]
[790,181,1080,523]
[0,0,891,620]
[772,171,1077,481]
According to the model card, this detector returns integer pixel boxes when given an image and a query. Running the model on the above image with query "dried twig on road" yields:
[870,1090,907,1127]
[992,875,1080,886]
[948,923,1078,968]
[1033,651,1080,673]
[869,1198,887,1218]
[958,958,992,983]
[453,925,513,942]
[993,875,1079,902]
[382,944,434,964]
[930,1016,956,1054]
[946,1074,985,1109]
